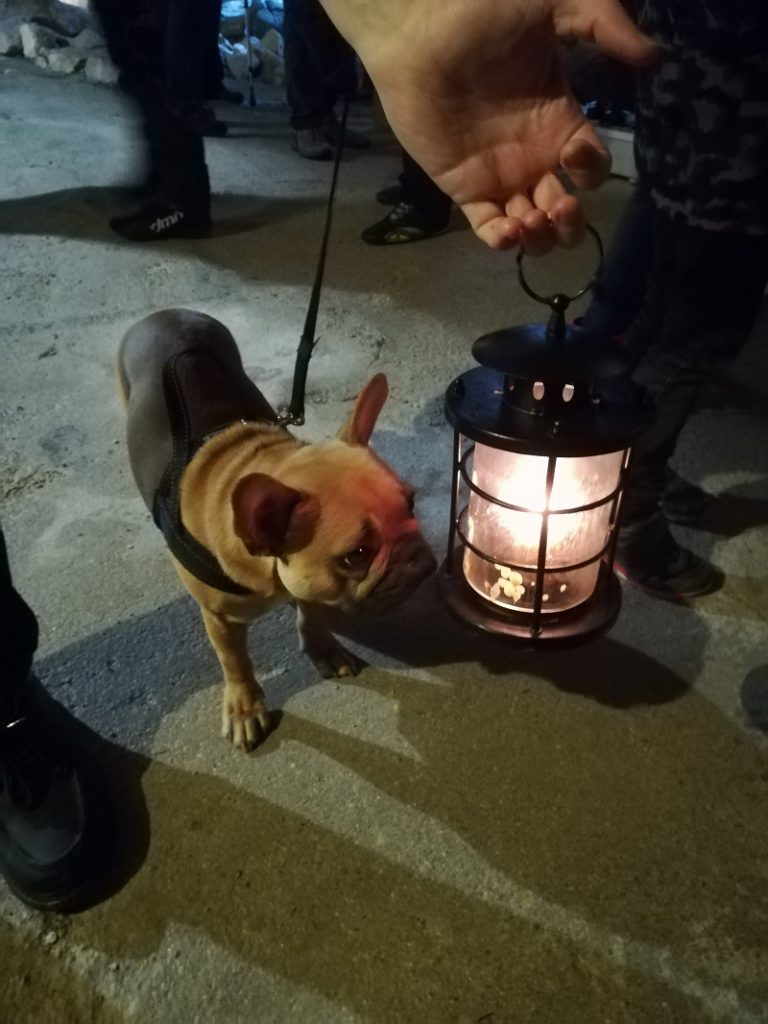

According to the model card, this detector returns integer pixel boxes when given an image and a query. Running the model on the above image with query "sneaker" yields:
[291,126,334,161]
[615,512,718,601]
[321,113,370,151]
[0,676,111,912]
[661,469,711,525]
[110,201,212,242]
[362,202,450,245]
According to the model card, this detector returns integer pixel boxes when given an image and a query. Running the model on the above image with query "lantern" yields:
[440,232,653,642]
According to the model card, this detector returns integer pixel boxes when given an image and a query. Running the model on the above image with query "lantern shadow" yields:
[325,579,692,709]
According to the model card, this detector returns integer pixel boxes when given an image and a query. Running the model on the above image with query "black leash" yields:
[279,95,350,427]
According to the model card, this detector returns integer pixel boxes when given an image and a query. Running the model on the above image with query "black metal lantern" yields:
[440,230,653,643]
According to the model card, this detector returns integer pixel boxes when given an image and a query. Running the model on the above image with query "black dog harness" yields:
[152,348,280,596]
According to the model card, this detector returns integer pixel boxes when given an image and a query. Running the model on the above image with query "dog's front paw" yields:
[304,635,364,680]
[222,682,270,752]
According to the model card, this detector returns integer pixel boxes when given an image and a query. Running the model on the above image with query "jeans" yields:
[0,530,38,698]
[283,0,356,128]
[581,186,656,338]
[622,211,768,522]
[401,152,452,223]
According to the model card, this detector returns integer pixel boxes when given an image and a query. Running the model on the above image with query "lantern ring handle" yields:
[516,224,604,310]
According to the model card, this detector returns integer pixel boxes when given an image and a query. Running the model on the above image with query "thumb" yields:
[555,0,658,66]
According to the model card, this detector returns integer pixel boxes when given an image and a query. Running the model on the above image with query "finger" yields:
[560,124,612,190]
[531,174,585,248]
[462,200,523,250]
[555,0,657,66]
[549,194,586,248]
[520,209,556,257]
[505,193,534,220]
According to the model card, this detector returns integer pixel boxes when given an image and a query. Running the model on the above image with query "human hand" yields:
[322,0,656,252]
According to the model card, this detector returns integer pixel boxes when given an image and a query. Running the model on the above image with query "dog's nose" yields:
[370,533,437,603]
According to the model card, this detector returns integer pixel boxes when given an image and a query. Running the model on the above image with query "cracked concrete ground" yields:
[1,57,768,1024]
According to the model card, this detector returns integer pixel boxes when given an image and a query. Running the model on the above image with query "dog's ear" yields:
[337,373,389,446]
[232,473,317,556]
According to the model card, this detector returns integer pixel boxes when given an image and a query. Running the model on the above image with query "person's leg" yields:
[616,216,768,596]
[362,151,452,245]
[283,0,367,157]
[0,529,112,910]
[580,185,656,338]
[93,0,212,240]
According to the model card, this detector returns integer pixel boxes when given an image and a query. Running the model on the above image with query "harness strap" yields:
[152,352,253,596]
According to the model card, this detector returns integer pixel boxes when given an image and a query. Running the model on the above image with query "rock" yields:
[248,6,282,35]
[0,0,90,37]
[259,27,282,58]
[224,41,255,81]
[70,26,104,51]
[84,51,118,86]
[0,15,24,55]
[46,46,86,73]
[219,0,245,42]
[255,38,284,86]
[20,21,66,58]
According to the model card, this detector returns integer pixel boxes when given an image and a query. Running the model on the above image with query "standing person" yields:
[283,0,370,159]
[363,151,453,245]
[613,0,768,599]
[93,0,215,241]
[0,530,112,910]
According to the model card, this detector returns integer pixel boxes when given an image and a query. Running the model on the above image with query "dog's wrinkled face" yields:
[231,374,436,611]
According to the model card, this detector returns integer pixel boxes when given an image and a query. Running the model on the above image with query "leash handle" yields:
[280,95,350,427]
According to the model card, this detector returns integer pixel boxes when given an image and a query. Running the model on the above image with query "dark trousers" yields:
[402,152,452,223]
[581,186,656,338]
[92,0,210,210]
[0,530,38,698]
[283,0,355,128]
[622,211,768,522]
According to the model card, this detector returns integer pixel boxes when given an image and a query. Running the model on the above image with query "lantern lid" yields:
[472,318,630,384]
[445,365,653,457]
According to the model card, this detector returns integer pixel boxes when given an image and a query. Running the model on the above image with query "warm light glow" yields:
[464,446,623,613]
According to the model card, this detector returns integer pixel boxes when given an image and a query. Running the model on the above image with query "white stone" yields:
[260,27,282,58]
[20,21,64,58]
[0,15,23,54]
[225,41,255,81]
[46,45,86,73]
[257,40,284,87]
[84,51,118,86]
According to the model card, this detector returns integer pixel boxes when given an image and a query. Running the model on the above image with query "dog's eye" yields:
[337,546,372,573]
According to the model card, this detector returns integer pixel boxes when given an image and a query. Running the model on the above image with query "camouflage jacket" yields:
[635,0,768,235]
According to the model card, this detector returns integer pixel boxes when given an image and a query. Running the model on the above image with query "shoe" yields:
[291,126,333,161]
[0,676,111,912]
[110,201,212,242]
[362,202,450,245]
[186,106,228,138]
[661,468,711,525]
[614,511,718,601]
[376,183,404,206]
[321,113,370,151]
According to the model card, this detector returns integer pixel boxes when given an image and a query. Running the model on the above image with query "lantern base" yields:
[439,550,622,644]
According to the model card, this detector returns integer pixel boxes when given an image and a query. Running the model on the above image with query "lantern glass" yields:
[463,444,624,614]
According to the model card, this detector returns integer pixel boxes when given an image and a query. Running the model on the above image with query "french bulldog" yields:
[117,308,436,750]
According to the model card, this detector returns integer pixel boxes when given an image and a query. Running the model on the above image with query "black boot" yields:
[615,511,719,601]
[0,676,112,912]
[362,202,450,245]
